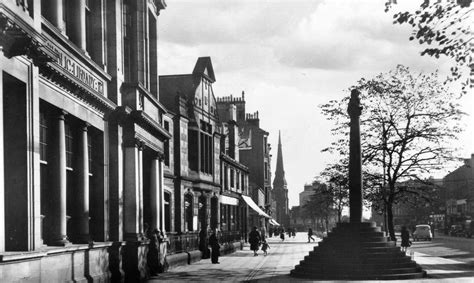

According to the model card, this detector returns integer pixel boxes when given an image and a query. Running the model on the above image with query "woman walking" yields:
[249,226,261,256]
[400,226,411,252]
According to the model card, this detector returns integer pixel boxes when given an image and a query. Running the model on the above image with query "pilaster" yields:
[123,140,144,241]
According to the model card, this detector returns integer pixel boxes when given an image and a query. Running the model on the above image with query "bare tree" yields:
[320,65,465,240]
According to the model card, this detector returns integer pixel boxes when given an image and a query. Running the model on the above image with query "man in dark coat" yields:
[248,226,261,256]
[308,227,315,242]
[208,228,220,264]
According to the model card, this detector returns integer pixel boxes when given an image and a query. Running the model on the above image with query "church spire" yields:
[273,130,287,189]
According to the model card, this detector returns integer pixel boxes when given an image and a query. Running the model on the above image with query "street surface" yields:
[149,232,474,282]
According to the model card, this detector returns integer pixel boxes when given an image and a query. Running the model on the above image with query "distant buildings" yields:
[443,154,474,229]
[273,132,290,227]
[371,155,474,233]
[290,181,327,231]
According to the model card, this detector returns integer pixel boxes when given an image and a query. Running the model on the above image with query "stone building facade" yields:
[1,2,268,281]
[159,57,250,260]
[216,93,275,234]
[0,0,169,281]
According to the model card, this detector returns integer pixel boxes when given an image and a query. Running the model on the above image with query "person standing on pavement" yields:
[261,239,270,256]
[400,226,411,252]
[280,227,285,241]
[208,228,220,264]
[249,226,261,256]
[307,227,315,242]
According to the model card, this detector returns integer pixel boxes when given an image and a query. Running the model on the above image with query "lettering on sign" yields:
[45,38,104,96]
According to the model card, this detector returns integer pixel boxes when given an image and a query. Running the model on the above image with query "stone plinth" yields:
[291,222,426,280]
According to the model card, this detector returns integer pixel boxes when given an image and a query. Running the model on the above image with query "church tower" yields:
[273,131,290,227]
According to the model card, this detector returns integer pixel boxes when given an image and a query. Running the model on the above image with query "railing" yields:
[220,230,243,244]
[166,232,200,254]
[166,230,244,255]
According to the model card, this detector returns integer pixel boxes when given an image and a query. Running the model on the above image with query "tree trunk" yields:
[325,215,329,234]
[387,201,396,241]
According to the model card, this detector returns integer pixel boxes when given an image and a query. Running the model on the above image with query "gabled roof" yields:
[159,74,195,114]
[192,57,216,82]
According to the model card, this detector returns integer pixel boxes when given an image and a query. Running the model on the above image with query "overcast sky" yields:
[158,0,474,208]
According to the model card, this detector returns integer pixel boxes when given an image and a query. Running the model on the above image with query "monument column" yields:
[347,89,363,223]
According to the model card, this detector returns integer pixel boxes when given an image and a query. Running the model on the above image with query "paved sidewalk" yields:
[148,232,474,282]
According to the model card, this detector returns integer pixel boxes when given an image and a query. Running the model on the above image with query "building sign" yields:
[220,195,239,206]
[43,34,105,96]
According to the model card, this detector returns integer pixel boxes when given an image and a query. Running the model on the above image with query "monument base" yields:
[291,222,426,280]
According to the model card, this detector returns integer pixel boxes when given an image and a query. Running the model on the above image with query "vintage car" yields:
[449,224,465,237]
[413,224,432,241]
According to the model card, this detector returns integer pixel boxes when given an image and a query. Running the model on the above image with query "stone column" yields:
[149,157,160,230]
[49,0,65,33]
[138,145,144,236]
[50,111,69,245]
[70,0,86,51]
[347,89,363,223]
[159,159,166,232]
[76,123,90,243]
[123,140,143,241]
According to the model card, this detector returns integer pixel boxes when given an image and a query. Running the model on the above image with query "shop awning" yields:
[269,218,280,226]
[242,195,271,218]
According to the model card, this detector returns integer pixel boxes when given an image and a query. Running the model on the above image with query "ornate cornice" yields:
[130,110,171,140]
[0,5,56,65]
[220,154,249,172]
[39,65,116,113]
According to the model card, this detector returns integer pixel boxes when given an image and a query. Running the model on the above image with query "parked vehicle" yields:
[449,224,464,237]
[465,221,474,238]
[413,224,432,241]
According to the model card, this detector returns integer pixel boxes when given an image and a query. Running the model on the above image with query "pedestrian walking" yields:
[199,225,210,259]
[400,226,411,252]
[249,226,261,256]
[208,228,221,264]
[307,227,315,242]
[261,239,270,256]
[280,227,285,241]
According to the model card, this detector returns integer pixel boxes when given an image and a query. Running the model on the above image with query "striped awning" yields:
[269,218,280,226]
[242,195,271,218]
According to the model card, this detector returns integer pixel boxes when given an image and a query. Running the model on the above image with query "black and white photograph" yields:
[0,0,473,282]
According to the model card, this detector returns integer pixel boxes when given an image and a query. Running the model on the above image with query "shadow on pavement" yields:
[441,253,473,259]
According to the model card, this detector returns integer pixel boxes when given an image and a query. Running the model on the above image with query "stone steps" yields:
[291,269,426,280]
[295,264,421,275]
[301,259,417,268]
[303,254,413,264]
[290,222,426,280]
